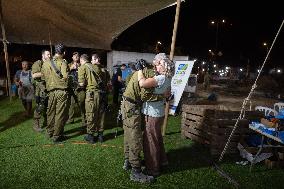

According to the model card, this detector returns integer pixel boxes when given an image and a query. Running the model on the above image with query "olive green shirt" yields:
[78,63,103,91]
[125,72,134,86]
[32,60,43,76]
[41,56,69,91]
[32,60,45,96]
[123,67,164,102]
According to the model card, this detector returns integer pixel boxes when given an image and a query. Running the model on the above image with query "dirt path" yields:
[191,85,280,111]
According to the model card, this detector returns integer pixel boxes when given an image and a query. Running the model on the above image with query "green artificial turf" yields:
[1,97,284,189]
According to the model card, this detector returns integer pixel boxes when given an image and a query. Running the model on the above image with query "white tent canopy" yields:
[2,0,176,50]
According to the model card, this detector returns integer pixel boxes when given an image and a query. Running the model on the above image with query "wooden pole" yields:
[0,0,12,101]
[162,0,181,136]
[48,21,53,55]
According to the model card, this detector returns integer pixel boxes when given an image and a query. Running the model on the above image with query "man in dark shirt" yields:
[112,64,125,105]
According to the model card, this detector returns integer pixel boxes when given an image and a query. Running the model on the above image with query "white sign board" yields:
[169,60,194,115]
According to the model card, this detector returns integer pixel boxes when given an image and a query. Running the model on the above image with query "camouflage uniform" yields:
[41,56,70,141]
[32,60,48,131]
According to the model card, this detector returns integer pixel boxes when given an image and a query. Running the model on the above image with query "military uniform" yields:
[32,60,48,131]
[41,56,70,141]
[122,67,163,169]
[78,63,103,138]
[125,72,134,86]
[77,87,86,126]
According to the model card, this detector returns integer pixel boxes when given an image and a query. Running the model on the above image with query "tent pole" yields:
[0,0,12,101]
[162,0,181,136]
[48,21,53,55]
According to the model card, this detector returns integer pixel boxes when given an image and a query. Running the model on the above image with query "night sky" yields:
[112,0,284,68]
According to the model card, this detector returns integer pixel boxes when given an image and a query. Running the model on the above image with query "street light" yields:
[155,41,162,53]
[210,19,226,52]
[263,42,269,54]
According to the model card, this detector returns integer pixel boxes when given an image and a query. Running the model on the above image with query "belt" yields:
[123,96,141,105]
[49,88,67,92]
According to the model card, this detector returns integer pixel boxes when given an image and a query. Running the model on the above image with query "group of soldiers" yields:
[31,44,171,183]
[32,44,110,144]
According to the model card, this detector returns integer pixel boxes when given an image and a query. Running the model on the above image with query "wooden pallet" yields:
[181,105,222,144]
[181,104,264,156]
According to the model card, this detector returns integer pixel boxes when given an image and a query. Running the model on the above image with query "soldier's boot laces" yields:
[98,132,104,143]
[130,168,155,183]
[123,159,132,171]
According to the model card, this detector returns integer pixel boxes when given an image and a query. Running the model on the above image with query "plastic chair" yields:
[274,102,284,113]
[255,106,278,116]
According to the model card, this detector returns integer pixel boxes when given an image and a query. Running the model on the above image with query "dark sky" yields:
[112,0,284,68]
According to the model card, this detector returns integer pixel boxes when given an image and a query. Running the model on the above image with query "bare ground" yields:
[183,84,280,111]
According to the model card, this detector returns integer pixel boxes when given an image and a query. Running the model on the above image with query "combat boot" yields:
[122,159,132,171]
[97,131,104,143]
[84,134,96,144]
[130,168,155,183]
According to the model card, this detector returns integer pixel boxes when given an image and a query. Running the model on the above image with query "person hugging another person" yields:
[137,53,174,177]
[14,61,34,117]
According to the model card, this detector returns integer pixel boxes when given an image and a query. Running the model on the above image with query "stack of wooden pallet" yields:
[181,104,263,156]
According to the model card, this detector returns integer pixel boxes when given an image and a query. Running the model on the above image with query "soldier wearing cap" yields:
[32,49,51,132]
[41,44,70,143]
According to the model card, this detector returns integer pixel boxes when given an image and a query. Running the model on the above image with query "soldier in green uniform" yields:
[78,54,103,144]
[41,44,70,143]
[125,64,136,86]
[91,53,110,142]
[32,49,51,132]
[67,52,80,124]
[121,59,168,183]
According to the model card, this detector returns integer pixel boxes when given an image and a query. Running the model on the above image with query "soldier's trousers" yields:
[85,91,101,135]
[121,99,142,168]
[46,90,70,139]
[68,94,76,121]
[34,96,48,127]
[98,94,108,132]
[77,90,86,124]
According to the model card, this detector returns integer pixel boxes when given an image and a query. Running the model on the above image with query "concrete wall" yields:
[107,50,189,75]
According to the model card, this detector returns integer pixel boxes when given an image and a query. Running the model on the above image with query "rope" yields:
[218,19,284,162]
